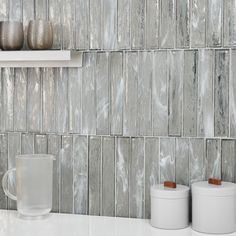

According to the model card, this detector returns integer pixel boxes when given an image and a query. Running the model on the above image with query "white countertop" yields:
[0,210,235,236]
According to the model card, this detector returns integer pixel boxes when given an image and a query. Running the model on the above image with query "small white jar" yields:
[192,181,236,234]
[150,184,190,230]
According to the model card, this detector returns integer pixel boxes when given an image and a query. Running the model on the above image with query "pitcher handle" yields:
[2,168,17,201]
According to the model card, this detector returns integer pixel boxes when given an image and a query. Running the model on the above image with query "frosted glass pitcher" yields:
[2,154,55,218]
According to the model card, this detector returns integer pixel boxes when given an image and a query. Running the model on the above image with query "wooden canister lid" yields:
[164,181,177,189]
[208,178,222,185]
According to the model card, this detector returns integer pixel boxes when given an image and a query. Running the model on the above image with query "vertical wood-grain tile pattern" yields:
[102,0,117,49]
[0,0,8,21]
[14,69,27,132]
[160,138,175,183]
[130,138,144,218]
[90,0,101,49]
[82,53,96,135]
[2,68,14,131]
[22,0,34,49]
[75,0,89,50]
[48,134,61,213]
[42,68,55,133]
[27,69,41,132]
[49,0,62,49]
[73,135,88,214]
[96,53,109,135]
[230,50,236,137]
[138,51,152,136]
[68,68,82,134]
[21,133,34,154]
[168,50,184,136]
[191,0,206,47]
[153,51,168,136]
[183,50,198,136]
[214,50,229,137]
[160,0,176,48]
[55,68,68,133]
[116,137,130,217]
[206,139,221,179]
[176,138,189,185]
[146,0,159,49]
[189,138,205,183]
[8,133,20,209]
[35,0,47,19]
[62,0,75,49]
[131,0,145,49]
[145,138,159,219]
[89,136,101,215]
[0,134,8,209]
[34,134,47,154]
[110,52,124,135]
[102,137,115,216]
[222,140,235,182]
[117,0,130,49]
[224,0,236,46]
[207,0,222,47]
[176,0,190,48]
[0,69,3,131]
[9,0,22,21]
[60,135,73,213]
[123,52,138,136]
[197,49,214,137]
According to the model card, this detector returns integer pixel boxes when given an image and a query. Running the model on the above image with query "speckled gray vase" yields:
[27,20,53,50]
[0,21,24,50]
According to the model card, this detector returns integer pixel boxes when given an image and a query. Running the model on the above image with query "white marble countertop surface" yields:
[0,210,235,236]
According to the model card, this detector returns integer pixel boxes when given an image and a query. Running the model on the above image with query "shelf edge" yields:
[0,51,83,68]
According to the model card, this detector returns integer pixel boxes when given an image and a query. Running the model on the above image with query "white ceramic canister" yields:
[192,181,236,234]
[150,183,190,230]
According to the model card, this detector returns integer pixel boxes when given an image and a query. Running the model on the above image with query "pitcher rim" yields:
[16,154,55,160]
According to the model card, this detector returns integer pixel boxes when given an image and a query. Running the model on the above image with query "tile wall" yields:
[0,0,236,219]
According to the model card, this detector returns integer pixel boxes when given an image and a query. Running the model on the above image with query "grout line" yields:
[86,135,89,215]
[182,51,185,137]
[229,48,232,138]
[157,138,160,184]
[2,130,236,140]
[100,136,103,216]
[151,51,155,136]
[73,46,236,53]
[204,0,207,48]
[40,68,43,134]
[114,136,117,217]
[121,51,125,137]
[157,0,160,48]
[80,66,83,134]
[195,50,198,137]
[220,138,222,180]
[143,137,146,218]
[108,52,112,136]
[213,49,215,137]
[58,135,62,213]
[189,0,192,48]
[166,51,169,137]
[174,137,176,183]
[128,137,131,218]
[72,135,75,214]
[221,0,224,47]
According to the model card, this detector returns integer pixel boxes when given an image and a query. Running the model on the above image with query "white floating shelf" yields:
[0,50,83,68]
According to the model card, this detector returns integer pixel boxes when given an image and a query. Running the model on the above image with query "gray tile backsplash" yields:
[1,0,236,219]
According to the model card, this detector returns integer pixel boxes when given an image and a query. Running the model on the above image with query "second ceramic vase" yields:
[27,20,53,50]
